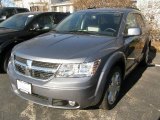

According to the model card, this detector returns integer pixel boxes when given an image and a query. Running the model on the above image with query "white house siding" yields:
[14,0,52,11]
[14,0,23,7]
[51,1,74,13]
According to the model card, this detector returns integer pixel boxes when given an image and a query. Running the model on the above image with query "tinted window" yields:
[54,13,68,24]
[17,8,29,13]
[0,14,34,30]
[56,12,123,37]
[31,14,53,30]
[5,9,16,18]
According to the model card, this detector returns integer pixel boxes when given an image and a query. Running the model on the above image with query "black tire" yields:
[99,66,122,110]
[141,44,150,66]
[2,51,11,73]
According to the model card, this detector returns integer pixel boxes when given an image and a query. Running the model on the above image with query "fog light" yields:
[69,101,76,106]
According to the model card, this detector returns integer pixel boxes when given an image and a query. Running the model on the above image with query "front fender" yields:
[93,51,126,105]
[0,39,19,54]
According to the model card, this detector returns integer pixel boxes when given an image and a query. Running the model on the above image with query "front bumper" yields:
[7,62,99,109]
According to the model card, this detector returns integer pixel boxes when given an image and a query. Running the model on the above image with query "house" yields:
[13,0,160,28]
[13,0,52,12]
[51,0,74,13]
[14,0,73,12]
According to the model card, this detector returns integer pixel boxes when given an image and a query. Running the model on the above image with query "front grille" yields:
[31,69,54,80]
[14,55,59,80]
[15,56,26,64]
[15,64,26,74]
[32,61,59,69]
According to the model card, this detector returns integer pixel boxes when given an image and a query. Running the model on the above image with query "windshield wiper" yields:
[68,30,92,34]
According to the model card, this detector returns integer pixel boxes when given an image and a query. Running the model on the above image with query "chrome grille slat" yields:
[32,61,59,69]
[14,56,59,80]
[15,64,26,75]
[31,70,54,80]
[32,66,57,73]
[15,56,26,64]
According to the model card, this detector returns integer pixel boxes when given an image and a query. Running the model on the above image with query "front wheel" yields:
[2,51,11,73]
[99,66,122,110]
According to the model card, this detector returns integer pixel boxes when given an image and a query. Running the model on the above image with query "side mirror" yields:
[30,23,40,31]
[0,15,7,21]
[127,27,141,36]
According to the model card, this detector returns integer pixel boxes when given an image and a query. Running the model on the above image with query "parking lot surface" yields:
[0,52,160,120]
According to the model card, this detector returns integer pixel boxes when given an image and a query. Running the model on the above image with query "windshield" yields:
[0,14,34,30]
[55,12,123,37]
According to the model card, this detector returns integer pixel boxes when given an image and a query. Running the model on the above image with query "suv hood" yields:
[14,32,116,63]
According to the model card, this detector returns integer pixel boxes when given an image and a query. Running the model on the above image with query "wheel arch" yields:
[93,51,126,106]
[0,41,17,71]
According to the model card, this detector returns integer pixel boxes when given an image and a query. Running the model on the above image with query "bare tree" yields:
[72,0,135,10]
[138,0,160,41]
[0,0,2,8]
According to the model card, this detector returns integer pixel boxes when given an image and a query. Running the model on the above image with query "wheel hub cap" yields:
[108,72,121,105]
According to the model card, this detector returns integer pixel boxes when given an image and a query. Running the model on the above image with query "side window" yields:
[135,14,145,32]
[6,9,16,18]
[17,9,28,13]
[124,13,138,35]
[31,15,53,30]
[54,14,67,24]
[43,15,53,29]
[1,11,7,16]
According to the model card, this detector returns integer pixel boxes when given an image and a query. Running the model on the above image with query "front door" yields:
[124,13,144,70]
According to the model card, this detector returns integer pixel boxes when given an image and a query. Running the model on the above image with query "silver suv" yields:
[7,8,150,110]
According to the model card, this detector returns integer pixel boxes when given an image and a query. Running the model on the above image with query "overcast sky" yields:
[2,0,15,7]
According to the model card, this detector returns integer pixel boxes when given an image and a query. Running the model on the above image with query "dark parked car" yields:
[8,8,151,110]
[0,7,29,22]
[0,12,69,72]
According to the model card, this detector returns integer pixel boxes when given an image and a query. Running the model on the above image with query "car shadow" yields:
[117,46,157,105]
[0,69,5,74]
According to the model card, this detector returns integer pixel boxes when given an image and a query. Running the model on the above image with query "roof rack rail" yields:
[88,7,96,9]
[125,7,140,11]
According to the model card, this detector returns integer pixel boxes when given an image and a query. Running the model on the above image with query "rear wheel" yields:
[100,66,122,110]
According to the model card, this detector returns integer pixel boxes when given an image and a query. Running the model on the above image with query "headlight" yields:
[56,60,101,78]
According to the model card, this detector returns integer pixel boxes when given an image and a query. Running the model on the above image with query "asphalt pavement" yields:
[0,51,160,120]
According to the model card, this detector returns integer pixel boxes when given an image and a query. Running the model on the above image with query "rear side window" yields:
[4,9,16,18]
[16,8,29,13]
[31,14,53,30]
[54,13,68,24]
